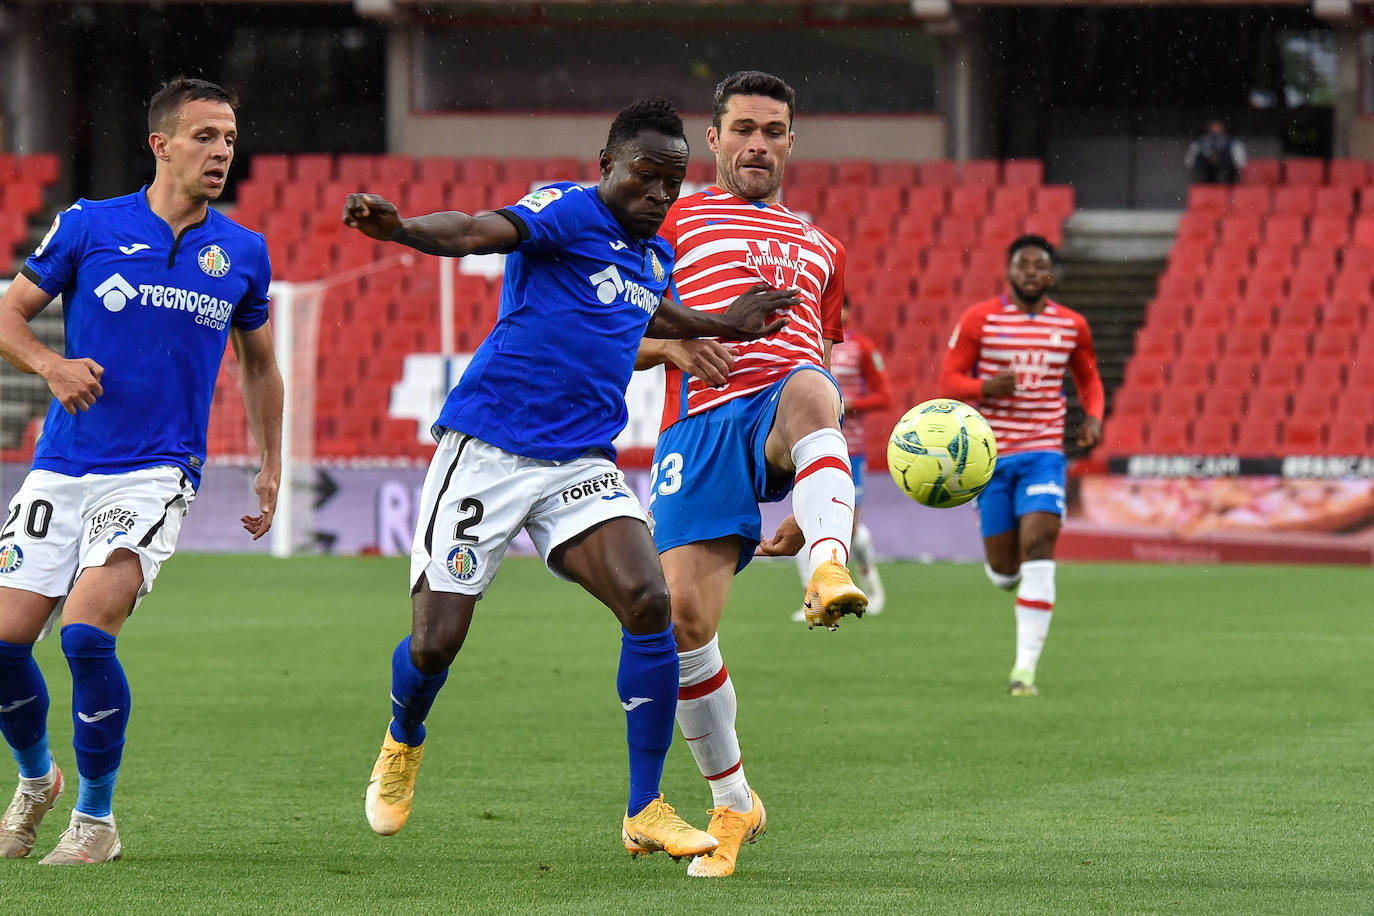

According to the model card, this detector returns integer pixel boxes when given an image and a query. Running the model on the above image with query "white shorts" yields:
[410,431,648,596]
[0,466,195,609]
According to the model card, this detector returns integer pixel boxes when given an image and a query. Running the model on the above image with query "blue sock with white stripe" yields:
[388,636,448,747]
[61,624,129,817]
[0,639,51,778]
[618,625,678,817]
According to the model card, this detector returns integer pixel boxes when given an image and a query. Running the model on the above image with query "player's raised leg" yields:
[0,589,63,859]
[768,370,866,629]
[366,581,471,836]
[39,551,143,866]
[553,518,716,860]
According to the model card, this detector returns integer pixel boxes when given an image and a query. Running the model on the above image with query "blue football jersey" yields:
[435,182,674,461]
[22,189,271,487]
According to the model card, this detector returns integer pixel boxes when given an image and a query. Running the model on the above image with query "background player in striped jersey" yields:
[790,296,892,619]
[636,70,864,878]
[938,235,1105,697]
[0,77,282,864]
[342,99,795,862]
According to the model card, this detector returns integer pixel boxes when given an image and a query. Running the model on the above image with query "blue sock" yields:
[618,625,678,817]
[0,638,51,778]
[61,624,129,816]
[76,769,118,819]
[388,636,447,746]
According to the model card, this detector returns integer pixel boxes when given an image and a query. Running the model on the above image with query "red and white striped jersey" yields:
[938,296,1105,456]
[657,187,846,430]
[830,333,891,454]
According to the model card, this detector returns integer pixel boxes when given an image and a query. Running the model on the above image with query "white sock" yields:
[790,428,855,577]
[985,563,1022,591]
[1013,559,1056,674]
[18,761,55,791]
[851,522,874,574]
[676,636,752,812]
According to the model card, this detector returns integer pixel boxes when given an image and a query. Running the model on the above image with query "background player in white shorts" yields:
[342,99,794,861]
[0,77,282,864]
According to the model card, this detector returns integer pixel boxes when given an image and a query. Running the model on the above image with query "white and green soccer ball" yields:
[887,398,998,508]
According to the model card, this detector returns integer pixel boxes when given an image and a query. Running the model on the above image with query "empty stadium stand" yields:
[1109,158,1374,459]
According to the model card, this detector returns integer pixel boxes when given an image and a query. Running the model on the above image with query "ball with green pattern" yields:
[886,398,998,508]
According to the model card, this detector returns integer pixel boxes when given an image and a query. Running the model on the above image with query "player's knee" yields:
[1022,531,1059,561]
[617,579,672,636]
[984,562,1022,590]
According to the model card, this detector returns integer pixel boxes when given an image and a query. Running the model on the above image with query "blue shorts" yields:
[975,450,1067,539]
[851,455,866,508]
[649,365,840,573]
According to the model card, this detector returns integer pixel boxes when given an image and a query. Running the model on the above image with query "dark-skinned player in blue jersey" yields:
[342,98,797,861]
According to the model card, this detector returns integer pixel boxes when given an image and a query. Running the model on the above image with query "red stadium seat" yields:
[1293,246,1338,278]
[1262,213,1305,247]
[1102,417,1148,456]
[290,153,334,184]
[1187,185,1228,215]
[1328,159,1371,187]
[1255,360,1302,391]
[1124,360,1167,391]
[461,157,502,187]
[1021,214,1063,247]
[1221,327,1264,361]
[873,160,918,186]
[1190,419,1236,454]
[1112,387,1157,419]
[1313,186,1353,215]
[947,187,989,219]
[1218,214,1262,247]
[1303,356,1346,390]
[980,213,1022,252]
[1266,327,1311,359]
[1175,213,1217,245]
[334,153,375,184]
[1145,296,1191,329]
[959,159,1000,188]
[1228,186,1270,215]
[1233,418,1281,455]
[1309,214,1351,247]
[1352,216,1374,247]
[1178,328,1225,361]
[1201,273,1245,305]
[1209,244,1251,275]
[1033,185,1075,220]
[917,160,958,188]
[1288,272,1331,309]
[1335,386,1374,419]
[1240,159,1281,185]
[1199,387,1246,419]
[991,186,1033,218]
[1280,417,1326,454]
[1290,386,1334,417]
[1167,243,1209,277]
[1168,357,1210,389]
[1147,421,1190,453]
[1326,420,1372,454]
[1243,273,1285,303]
[1155,273,1198,303]
[1135,328,1177,362]
[1212,359,1257,389]
[935,215,980,249]
[250,153,291,184]
[1190,303,1230,332]
[1001,159,1044,187]
[1271,186,1315,214]
[1283,157,1325,186]
[835,159,874,185]
[1230,299,1274,330]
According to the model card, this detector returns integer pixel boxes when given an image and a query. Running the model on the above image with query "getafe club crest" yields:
[0,543,23,574]
[198,244,231,278]
[447,545,478,582]
[649,249,665,283]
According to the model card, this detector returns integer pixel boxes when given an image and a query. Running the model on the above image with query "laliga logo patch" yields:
[446,545,478,582]
[0,543,23,574]
[198,245,230,278]
[34,213,61,257]
[649,249,665,283]
[517,187,562,213]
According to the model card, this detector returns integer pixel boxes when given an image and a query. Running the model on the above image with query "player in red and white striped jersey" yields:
[635,71,863,878]
[791,298,892,618]
[938,235,1104,697]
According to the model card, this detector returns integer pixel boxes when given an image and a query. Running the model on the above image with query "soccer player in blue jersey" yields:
[0,77,282,864]
[342,99,795,860]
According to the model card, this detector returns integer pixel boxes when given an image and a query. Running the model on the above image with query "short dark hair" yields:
[1008,234,1055,264]
[148,76,238,135]
[605,98,686,157]
[712,70,796,130]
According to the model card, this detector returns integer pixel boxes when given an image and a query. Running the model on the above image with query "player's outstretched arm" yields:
[634,339,735,386]
[0,274,103,414]
[646,283,794,341]
[341,193,520,258]
[230,324,283,540]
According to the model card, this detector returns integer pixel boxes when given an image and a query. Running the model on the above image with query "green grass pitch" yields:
[5,555,1371,913]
